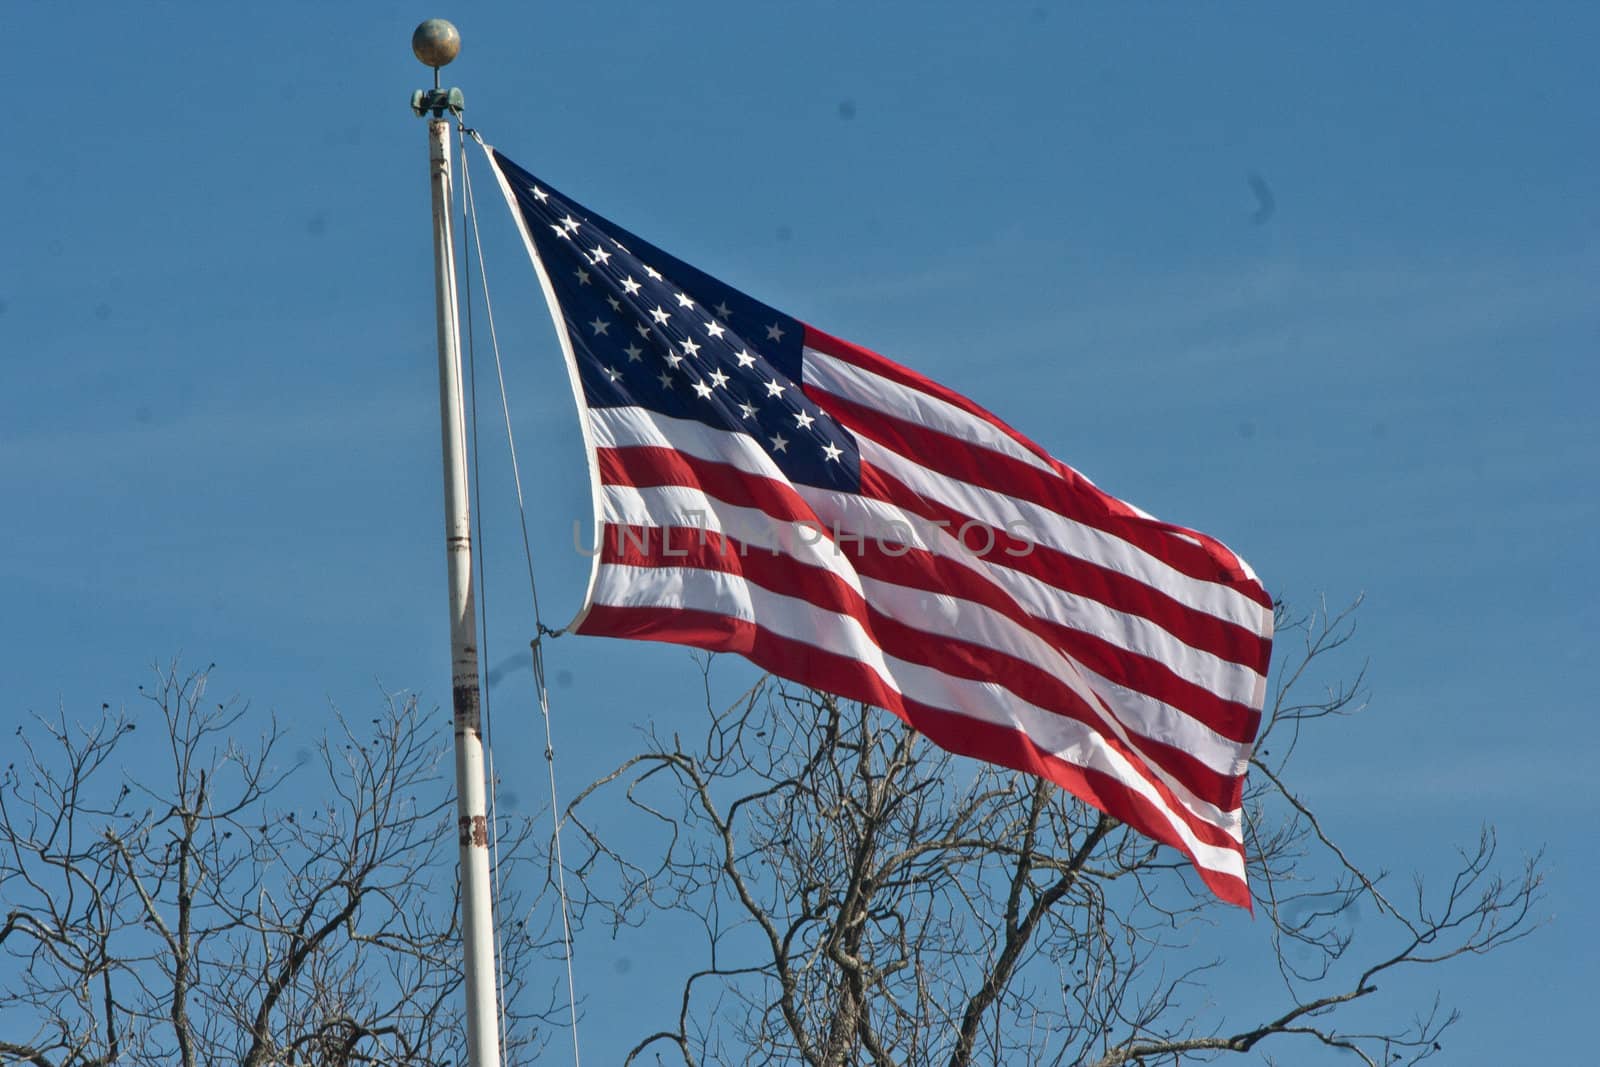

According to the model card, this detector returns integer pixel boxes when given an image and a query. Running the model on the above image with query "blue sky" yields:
[3,2,1594,1061]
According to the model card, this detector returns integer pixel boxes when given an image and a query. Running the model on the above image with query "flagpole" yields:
[411,20,502,1067]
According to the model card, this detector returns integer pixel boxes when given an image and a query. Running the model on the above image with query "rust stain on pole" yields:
[457,814,489,847]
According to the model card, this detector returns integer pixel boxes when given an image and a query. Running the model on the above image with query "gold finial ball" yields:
[412,19,461,68]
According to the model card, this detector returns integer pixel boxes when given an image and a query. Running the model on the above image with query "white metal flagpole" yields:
[411,19,503,1067]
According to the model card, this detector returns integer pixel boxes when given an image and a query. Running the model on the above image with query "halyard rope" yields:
[458,122,583,1067]
[456,123,512,1062]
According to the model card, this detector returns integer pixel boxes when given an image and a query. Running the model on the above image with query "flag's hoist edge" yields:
[482,143,1275,909]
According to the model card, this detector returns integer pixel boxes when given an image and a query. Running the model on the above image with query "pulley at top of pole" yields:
[411,18,464,118]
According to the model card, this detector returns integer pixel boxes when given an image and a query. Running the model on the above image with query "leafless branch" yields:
[0,663,559,1066]
[564,600,1544,1066]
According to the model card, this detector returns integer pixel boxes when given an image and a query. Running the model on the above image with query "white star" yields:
[708,369,730,388]
[589,317,610,336]
[552,223,573,241]
[649,305,672,324]
[606,295,623,312]
[738,400,757,419]
[635,322,652,339]
[624,343,644,362]
[766,323,786,342]
[644,264,663,280]
[714,301,733,319]
[794,410,815,430]
[658,370,674,389]
[734,349,757,369]
[603,366,622,383]
[531,185,549,202]
[574,267,591,285]
[675,292,695,309]
[770,433,789,453]
[590,244,612,265]
[764,378,785,398]
[704,320,726,339]
[665,350,685,368]
[692,380,713,399]
[681,338,702,357]
[822,442,843,462]
[621,276,642,296]
[560,215,580,233]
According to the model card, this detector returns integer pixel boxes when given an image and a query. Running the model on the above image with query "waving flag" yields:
[485,146,1274,907]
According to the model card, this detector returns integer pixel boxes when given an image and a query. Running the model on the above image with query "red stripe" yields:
[810,384,1271,671]
[598,443,1262,743]
[845,533,1261,746]
[804,325,1271,612]
[596,445,819,528]
[595,526,1248,816]
[856,457,1267,709]
[804,324,1049,465]
[576,598,1251,909]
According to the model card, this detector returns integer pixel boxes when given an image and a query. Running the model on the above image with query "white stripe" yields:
[801,352,1266,637]
[857,437,1270,642]
[857,574,1248,787]
[599,482,865,596]
[590,405,1263,709]
[1078,663,1252,779]
[799,484,1262,711]
[589,564,1246,875]
[805,346,1217,550]
[822,506,1259,763]
[589,406,781,482]
[802,348,1056,475]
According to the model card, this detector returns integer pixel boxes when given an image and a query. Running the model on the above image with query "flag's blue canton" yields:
[494,151,862,494]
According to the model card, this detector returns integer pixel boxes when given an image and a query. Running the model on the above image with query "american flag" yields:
[484,147,1274,907]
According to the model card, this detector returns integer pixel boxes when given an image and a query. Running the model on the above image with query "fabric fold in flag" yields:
[483,145,1274,908]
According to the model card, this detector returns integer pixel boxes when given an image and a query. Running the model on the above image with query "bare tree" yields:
[564,600,1544,1066]
[0,665,555,1067]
